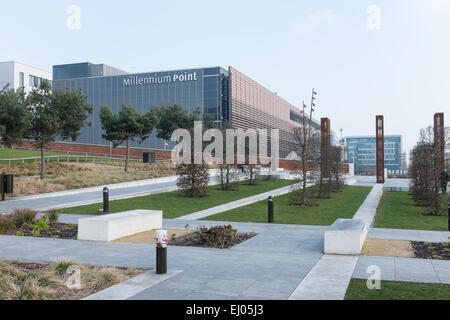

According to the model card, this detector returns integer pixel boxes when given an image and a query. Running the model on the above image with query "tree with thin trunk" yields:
[415,126,450,215]
[290,126,321,206]
[27,80,93,179]
[100,104,157,172]
[0,85,30,148]
[330,145,344,193]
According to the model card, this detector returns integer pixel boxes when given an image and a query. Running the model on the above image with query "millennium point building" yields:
[52,62,320,158]
[344,135,403,174]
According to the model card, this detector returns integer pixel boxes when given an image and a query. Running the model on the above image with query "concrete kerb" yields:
[83,270,183,300]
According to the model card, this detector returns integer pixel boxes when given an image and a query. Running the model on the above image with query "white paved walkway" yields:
[289,255,358,300]
[176,183,301,220]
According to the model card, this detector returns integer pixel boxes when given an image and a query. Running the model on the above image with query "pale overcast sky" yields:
[1,0,449,153]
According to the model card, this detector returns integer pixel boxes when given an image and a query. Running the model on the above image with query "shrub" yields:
[46,210,59,224]
[53,260,76,276]
[197,225,238,248]
[10,209,37,228]
[0,209,37,232]
[31,218,49,237]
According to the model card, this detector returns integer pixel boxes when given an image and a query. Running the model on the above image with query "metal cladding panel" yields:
[229,66,320,158]
[52,68,207,150]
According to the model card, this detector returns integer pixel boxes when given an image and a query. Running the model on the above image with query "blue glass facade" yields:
[52,63,229,150]
[345,136,402,172]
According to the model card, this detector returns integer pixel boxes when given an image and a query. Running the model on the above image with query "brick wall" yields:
[17,141,172,160]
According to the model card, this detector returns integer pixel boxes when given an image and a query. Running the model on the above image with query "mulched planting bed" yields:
[2,223,78,239]
[168,225,257,249]
[412,242,450,260]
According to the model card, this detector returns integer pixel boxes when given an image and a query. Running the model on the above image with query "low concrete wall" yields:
[324,219,366,255]
[78,210,162,242]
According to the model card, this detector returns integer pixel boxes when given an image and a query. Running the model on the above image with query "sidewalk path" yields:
[289,255,358,300]
[368,228,450,243]
[0,172,220,213]
[353,256,450,284]
[0,219,326,300]
[176,183,301,220]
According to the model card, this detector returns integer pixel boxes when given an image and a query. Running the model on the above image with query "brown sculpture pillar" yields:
[376,115,385,183]
[434,113,445,173]
[321,118,331,178]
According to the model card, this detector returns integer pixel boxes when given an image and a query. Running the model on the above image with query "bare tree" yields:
[290,126,321,206]
[413,126,450,215]
[330,145,344,193]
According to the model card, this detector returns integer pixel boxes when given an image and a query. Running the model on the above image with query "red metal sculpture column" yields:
[376,115,385,183]
[434,113,445,173]
[321,118,331,179]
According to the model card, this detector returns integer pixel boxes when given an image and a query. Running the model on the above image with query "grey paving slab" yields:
[289,255,359,300]
[383,178,411,192]
[0,219,325,300]
[176,183,301,220]
[368,228,450,243]
[345,176,377,187]
[353,255,450,285]
[83,270,182,300]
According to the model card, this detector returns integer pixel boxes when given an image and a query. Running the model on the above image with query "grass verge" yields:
[62,179,296,218]
[202,186,372,226]
[5,162,176,197]
[345,279,450,300]
[374,192,448,231]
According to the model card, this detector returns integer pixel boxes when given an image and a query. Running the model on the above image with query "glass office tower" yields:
[345,135,403,174]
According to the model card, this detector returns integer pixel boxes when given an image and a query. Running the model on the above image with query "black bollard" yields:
[1,173,5,201]
[103,187,109,213]
[268,196,274,223]
[156,230,168,274]
[448,202,450,231]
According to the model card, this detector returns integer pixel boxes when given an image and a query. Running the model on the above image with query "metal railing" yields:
[0,155,144,167]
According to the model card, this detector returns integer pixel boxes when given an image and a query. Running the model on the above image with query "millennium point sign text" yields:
[123,72,198,86]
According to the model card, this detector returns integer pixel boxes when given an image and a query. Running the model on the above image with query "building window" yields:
[29,75,34,86]
[19,72,24,88]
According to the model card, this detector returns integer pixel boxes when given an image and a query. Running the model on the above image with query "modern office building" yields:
[0,61,52,94]
[344,135,403,174]
[52,62,321,158]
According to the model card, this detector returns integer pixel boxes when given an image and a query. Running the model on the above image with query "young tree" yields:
[0,86,29,147]
[27,80,93,179]
[414,126,450,215]
[100,104,158,172]
[290,126,321,206]
[330,145,344,193]
[154,105,212,197]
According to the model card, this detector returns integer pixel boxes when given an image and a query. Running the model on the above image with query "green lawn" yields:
[202,186,372,226]
[0,148,61,159]
[374,192,448,231]
[345,279,450,300]
[62,179,296,218]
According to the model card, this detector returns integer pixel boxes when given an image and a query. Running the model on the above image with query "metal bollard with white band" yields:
[155,230,168,274]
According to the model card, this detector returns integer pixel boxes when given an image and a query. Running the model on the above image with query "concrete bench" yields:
[324,219,366,255]
[78,210,163,242]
